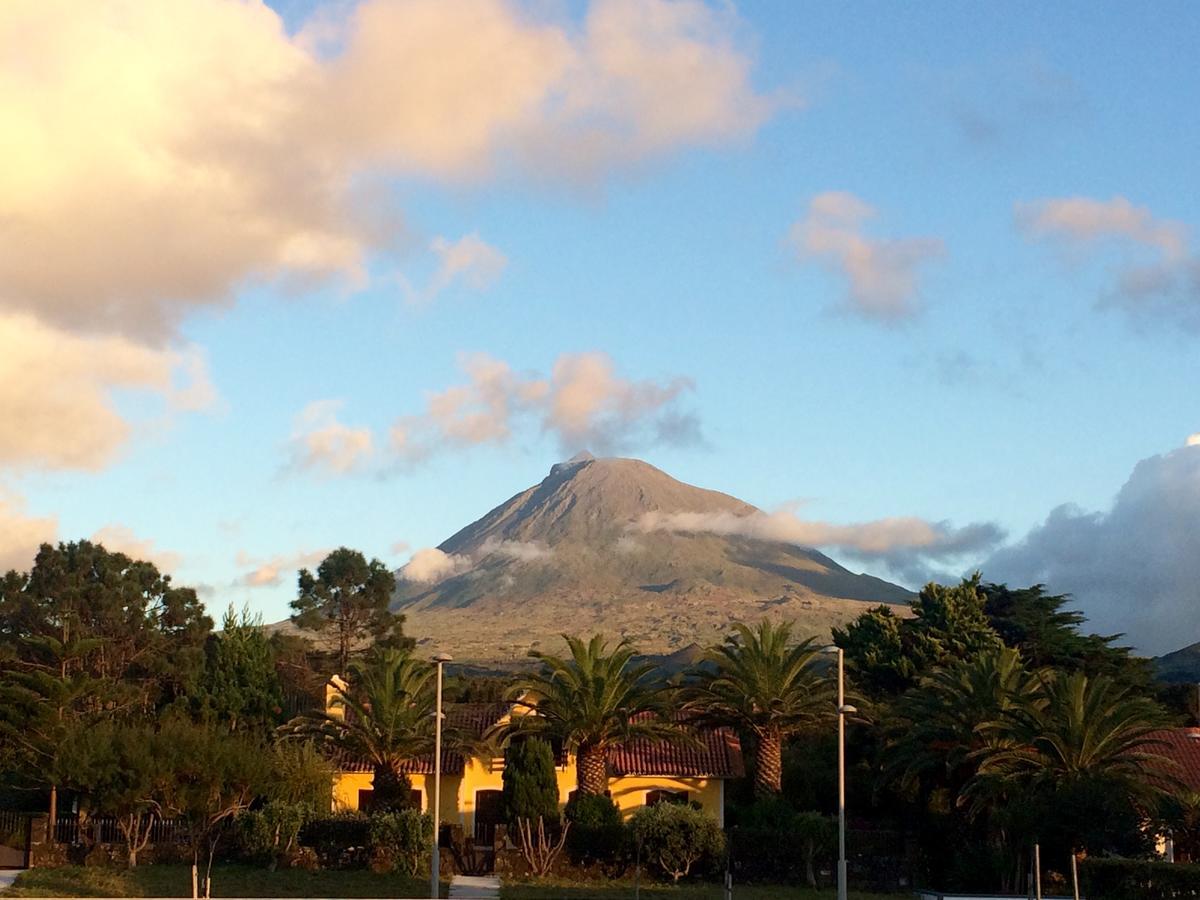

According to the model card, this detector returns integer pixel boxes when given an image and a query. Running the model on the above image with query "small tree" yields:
[630,802,725,882]
[502,738,560,832]
[193,606,283,733]
[367,809,433,875]
[290,548,403,674]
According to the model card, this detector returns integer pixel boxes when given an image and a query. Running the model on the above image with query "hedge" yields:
[1081,857,1200,899]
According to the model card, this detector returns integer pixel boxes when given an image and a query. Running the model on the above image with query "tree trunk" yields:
[755,730,783,796]
[373,762,415,812]
[48,785,58,844]
[576,745,608,796]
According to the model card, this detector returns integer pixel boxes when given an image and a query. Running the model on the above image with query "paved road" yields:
[0,869,20,891]
[449,874,501,898]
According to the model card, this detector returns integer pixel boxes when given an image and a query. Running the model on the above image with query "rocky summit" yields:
[394,455,914,662]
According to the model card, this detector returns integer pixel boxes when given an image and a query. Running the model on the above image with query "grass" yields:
[498,878,898,899]
[0,864,442,898]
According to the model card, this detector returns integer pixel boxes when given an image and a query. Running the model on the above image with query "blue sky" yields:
[3,0,1198,649]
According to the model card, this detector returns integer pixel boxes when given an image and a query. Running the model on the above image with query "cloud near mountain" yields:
[985,437,1200,654]
[634,507,1004,584]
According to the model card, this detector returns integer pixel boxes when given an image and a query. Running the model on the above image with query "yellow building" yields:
[330,700,745,844]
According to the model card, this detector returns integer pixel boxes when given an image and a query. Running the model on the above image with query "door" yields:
[474,790,504,847]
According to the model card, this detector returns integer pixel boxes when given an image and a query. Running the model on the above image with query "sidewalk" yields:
[449,874,501,898]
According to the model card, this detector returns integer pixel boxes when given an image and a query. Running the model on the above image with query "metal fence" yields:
[52,814,189,846]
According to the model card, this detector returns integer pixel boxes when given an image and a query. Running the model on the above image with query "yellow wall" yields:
[333,760,725,830]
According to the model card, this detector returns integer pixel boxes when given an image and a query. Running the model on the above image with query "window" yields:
[646,789,689,807]
[410,789,423,810]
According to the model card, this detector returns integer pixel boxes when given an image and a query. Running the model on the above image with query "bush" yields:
[366,809,433,876]
[235,800,314,866]
[564,793,626,869]
[1081,857,1200,899]
[502,738,560,831]
[630,803,725,883]
[299,812,369,869]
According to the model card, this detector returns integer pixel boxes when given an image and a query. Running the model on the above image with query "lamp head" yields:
[432,653,453,664]
[821,645,840,654]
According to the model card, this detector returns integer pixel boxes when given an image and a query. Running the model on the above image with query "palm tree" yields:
[684,620,834,797]
[886,646,1044,800]
[498,634,679,796]
[284,648,436,811]
[966,671,1174,856]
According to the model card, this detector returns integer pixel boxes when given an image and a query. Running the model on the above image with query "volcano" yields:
[394,454,913,662]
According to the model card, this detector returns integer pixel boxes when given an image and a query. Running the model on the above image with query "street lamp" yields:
[823,645,857,900]
[431,652,452,900]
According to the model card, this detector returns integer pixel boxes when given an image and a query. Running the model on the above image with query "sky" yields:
[2,0,1199,653]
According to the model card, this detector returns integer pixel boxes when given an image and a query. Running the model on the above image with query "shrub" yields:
[299,812,369,869]
[502,738,560,831]
[235,800,314,866]
[1081,857,1200,899]
[564,793,626,868]
[366,809,433,876]
[630,802,725,883]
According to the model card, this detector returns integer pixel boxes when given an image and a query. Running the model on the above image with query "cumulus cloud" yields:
[635,507,1004,584]
[398,537,550,584]
[286,400,375,476]
[984,439,1200,655]
[790,192,945,321]
[400,547,474,583]
[1017,195,1200,329]
[1,0,771,342]
[0,492,57,572]
[0,313,215,472]
[389,351,699,462]
[235,548,328,588]
[91,524,182,572]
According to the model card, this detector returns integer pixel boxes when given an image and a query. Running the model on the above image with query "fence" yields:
[52,814,189,846]
[727,825,911,891]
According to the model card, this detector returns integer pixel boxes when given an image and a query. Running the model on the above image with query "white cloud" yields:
[790,191,944,321]
[400,547,474,583]
[408,233,508,304]
[235,548,328,588]
[0,491,57,572]
[389,351,699,463]
[635,507,1004,584]
[984,438,1200,655]
[0,313,215,472]
[477,537,552,562]
[1,0,772,343]
[1017,195,1200,329]
[91,524,182,572]
[286,400,374,476]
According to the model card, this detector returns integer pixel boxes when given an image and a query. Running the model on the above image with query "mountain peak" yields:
[395,456,914,662]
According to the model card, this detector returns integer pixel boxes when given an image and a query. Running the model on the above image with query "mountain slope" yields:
[395,455,913,661]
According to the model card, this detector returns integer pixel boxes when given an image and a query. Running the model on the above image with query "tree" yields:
[157,719,272,894]
[981,582,1152,687]
[59,721,162,867]
[192,606,283,732]
[967,671,1172,857]
[685,621,833,797]
[284,648,435,812]
[886,646,1043,801]
[834,575,1002,696]
[502,737,560,832]
[629,802,725,882]
[500,634,679,796]
[290,548,404,674]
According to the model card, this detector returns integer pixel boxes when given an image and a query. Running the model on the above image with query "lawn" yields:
[0,864,442,898]
[498,880,898,899]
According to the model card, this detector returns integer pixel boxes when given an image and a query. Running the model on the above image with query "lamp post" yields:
[823,645,857,900]
[431,652,452,899]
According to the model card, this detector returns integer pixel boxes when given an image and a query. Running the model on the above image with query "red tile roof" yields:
[1147,727,1200,793]
[338,703,506,776]
[607,726,745,779]
[337,703,745,780]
